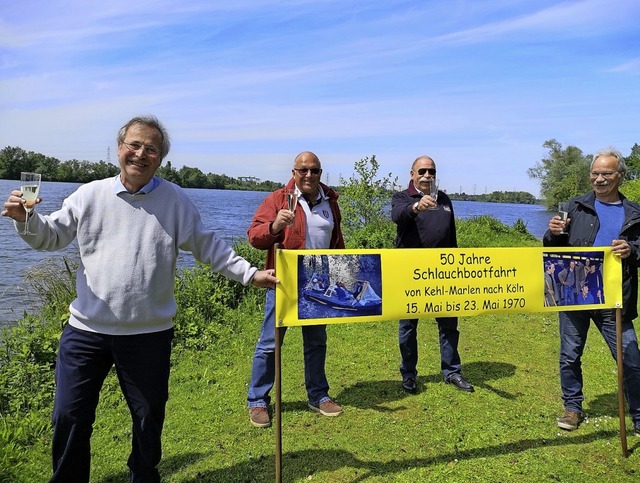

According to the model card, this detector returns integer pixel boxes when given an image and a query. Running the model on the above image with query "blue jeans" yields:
[399,317,462,380]
[559,309,640,423]
[247,289,331,408]
[563,285,576,305]
[51,325,173,483]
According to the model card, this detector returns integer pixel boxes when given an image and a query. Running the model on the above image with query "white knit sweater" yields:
[18,176,257,335]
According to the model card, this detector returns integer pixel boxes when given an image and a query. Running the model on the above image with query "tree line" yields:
[0,146,540,204]
[450,191,537,204]
[0,146,282,192]
[5,139,639,204]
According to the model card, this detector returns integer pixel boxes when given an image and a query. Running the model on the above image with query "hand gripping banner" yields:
[274,247,621,327]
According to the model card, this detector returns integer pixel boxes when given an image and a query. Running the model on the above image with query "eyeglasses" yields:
[293,167,322,175]
[589,171,617,179]
[416,167,436,176]
[122,141,161,157]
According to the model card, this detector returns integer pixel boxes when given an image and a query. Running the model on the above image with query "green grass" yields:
[14,309,640,482]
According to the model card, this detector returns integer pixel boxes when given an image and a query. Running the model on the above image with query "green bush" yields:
[0,410,50,481]
[0,314,58,415]
[457,215,539,248]
[620,178,640,203]
[339,155,398,249]
[173,240,266,349]
[0,314,59,480]
[343,221,396,249]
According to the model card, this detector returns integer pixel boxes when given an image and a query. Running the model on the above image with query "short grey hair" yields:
[590,147,627,175]
[411,155,435,170]
[117,115,171,160]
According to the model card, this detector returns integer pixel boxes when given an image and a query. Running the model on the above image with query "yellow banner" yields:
[274,247,621,327]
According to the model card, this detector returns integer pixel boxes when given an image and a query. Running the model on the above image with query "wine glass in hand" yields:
[20,172,41,235]
[285,189,298,225]
[428,178,439,210]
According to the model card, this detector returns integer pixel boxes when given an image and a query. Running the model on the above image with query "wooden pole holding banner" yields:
[275,321,283,481]
[274,244,283,482]
[615,307,628,457]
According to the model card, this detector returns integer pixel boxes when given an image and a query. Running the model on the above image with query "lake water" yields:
[0,180,553,326]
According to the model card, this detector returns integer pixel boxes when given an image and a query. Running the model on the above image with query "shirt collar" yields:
[297,185,327,209]
[295,185,326,201]
[114,175,160,195]
[408,181,424,197]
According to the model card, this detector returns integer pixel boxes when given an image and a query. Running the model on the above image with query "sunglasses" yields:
[293,167,322,175]
[416,168,436,176]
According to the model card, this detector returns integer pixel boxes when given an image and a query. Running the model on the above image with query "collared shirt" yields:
[297,186,334,249]
[114,175,161,195]
[412,183,425,197]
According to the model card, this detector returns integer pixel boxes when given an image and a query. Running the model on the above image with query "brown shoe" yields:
[557,411,584,431]
[249,407,271,428]
[308,399,343,417]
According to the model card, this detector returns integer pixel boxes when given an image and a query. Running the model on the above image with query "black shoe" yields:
[445,373,474,392]
[402,377,417,394]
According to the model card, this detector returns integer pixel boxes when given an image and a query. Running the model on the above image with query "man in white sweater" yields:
[1,115,278,483]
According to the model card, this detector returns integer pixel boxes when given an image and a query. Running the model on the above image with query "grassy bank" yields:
[13,310,640,481]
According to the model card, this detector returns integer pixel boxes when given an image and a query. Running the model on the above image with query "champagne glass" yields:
[427,178,439,210]
[20,172,41,235]
[285,189,298,225]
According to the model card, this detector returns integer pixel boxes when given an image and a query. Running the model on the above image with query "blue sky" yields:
[1,0,639,196]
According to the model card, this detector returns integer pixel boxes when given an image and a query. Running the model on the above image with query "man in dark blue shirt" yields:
[391,155,474,395]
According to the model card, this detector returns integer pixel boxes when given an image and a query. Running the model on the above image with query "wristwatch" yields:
[413,202,419,213]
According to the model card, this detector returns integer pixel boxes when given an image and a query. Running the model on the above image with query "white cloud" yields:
[607,57,640,74]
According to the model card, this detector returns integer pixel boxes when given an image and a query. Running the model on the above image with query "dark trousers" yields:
[50,325,173,483]
[399,317,462,380]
